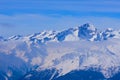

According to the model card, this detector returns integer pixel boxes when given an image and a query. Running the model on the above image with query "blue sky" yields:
[0,0,120,37]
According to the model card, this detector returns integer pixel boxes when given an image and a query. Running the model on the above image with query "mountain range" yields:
[0,23,120,80]
[1,23,120,43]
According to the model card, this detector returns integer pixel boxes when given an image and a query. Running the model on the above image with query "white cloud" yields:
[31,57,42,66]
[16,50,28,62]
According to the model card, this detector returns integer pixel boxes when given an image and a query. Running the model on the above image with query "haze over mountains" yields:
[0,23,120,80]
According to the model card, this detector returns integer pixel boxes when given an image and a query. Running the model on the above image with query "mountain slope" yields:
[21,39,120,80]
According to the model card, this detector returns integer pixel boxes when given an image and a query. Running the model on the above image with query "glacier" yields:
[0,23,120,80]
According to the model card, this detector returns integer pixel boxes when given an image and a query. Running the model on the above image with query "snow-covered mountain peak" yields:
[105,28,113,32]
[78,23,96,31]
[8,35,23,40]
[77,23,97,41]
[22,30,57,44]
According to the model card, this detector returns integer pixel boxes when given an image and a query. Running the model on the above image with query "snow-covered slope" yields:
[29,39,120,79]
[0,23,120,80]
